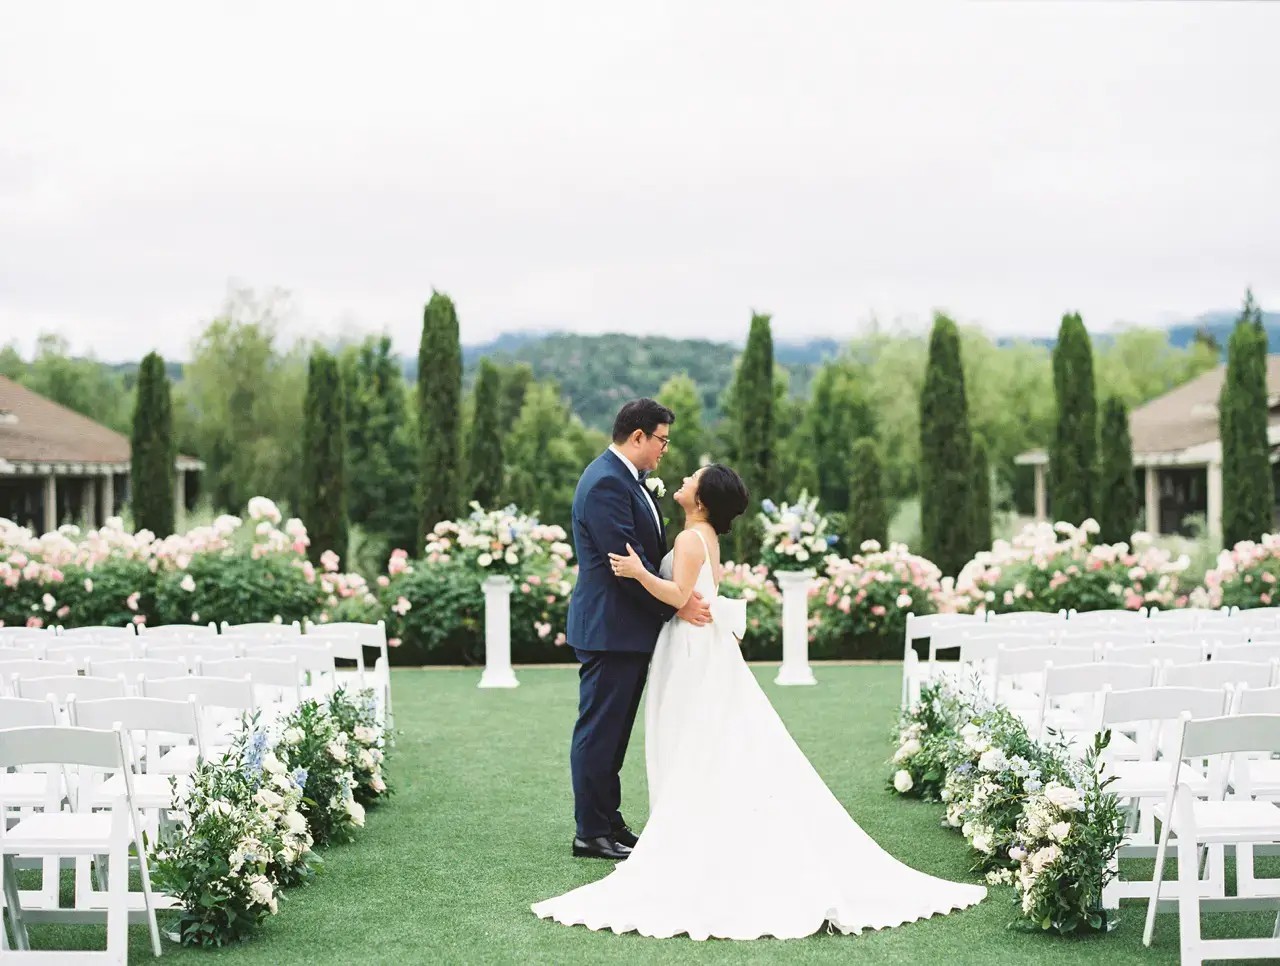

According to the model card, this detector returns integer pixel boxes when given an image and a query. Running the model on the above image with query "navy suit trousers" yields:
[570,647,652,839]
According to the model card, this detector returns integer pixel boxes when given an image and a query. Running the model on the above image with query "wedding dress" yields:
[532,531,985,940]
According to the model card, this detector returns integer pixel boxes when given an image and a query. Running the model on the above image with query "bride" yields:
[531,464,986,940]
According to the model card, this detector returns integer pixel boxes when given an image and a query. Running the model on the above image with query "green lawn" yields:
[23,664,1280,963]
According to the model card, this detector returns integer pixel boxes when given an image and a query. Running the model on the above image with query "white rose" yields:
[262,751,286,775]
[893,770,914,793]
[358,748,375,771]
[180,574,196,592]
[1009,845,1028,862]
[283,727,304,747]
[1030,845,1061,872]
[477,553,493,568]
[1044,782,1084,812]
[348,799,366,827]
[209,800,233,817]
[795,549,810,562]
[1049,821,1071,843]
[505,552,518,566]
[972,831,993,854]
[978,748,1008,773]
[284,810,308,835]
[229,850,245,873]
[254,787,284,810]
[354,726,379,745]
[248,875,275,908]
[327,740,348,763]
[371,774,387,793]
[893,739,922,763]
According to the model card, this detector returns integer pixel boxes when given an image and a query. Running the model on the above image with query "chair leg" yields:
[1144,814,1174,945]
[2,855,30,951]
[131,818,162,956]
[1178,832,1204,965]
[108,826,129,964]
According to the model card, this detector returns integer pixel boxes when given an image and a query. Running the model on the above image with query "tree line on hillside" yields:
[9,288,1274,576]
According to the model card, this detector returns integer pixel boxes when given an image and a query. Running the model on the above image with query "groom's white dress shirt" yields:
[609,445,663,533]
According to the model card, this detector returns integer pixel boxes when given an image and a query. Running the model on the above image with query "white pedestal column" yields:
[774,569,817,686]
[478,575,519,688]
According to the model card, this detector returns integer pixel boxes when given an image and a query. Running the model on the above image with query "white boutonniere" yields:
[645,476,666,498]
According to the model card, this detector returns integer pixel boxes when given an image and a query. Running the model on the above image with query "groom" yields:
[566,398,713,860]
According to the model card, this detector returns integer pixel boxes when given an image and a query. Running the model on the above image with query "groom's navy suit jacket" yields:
[566,450,676,652]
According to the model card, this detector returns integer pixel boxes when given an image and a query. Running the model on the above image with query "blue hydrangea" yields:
[291,767,309,790]
[761,498,777,514]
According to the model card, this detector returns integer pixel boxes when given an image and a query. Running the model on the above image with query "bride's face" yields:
[674,467,705,513]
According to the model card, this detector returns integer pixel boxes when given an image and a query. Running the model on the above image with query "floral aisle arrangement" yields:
[1193,532,1280,610]
[424,502,572,576]
[151,692,393,948]
[947,520,1188,615]
[814,541,943,657]
[756,493,839,573]
[887,678,1124,934]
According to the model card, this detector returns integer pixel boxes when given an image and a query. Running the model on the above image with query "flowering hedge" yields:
[1193,533,1280,610]
[813,541,941,658]
[947,520,1188,615]
[889,680,1125,934]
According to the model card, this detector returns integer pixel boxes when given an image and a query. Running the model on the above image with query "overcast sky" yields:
[2,1,1277,362]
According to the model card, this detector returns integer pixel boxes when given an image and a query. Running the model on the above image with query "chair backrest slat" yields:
[0,725,124,768]
[1180,713,1280,759]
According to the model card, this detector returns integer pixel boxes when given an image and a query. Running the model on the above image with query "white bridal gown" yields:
[532,532,986,941]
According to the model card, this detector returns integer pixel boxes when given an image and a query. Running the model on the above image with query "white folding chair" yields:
[1161,660,1277,691]
[1069,607,1149,623]
[0,628,57,647]
[55,625,137,640]
[143,640,241,667]
[46,644,139,671]
[1227,688,1280,897]
[141,675,256,768]
[137,622,217,639]
[1058,628,1153,650]
[1097,686,1230,908]
[992,645,1098,727]
[0,645,43,662]
[16,676,128,721]
[220,620,301,637]
[86,659,188,696]
[1219,643,1280,665]
[1144,714,1280,963]
[899,612,985,708]
[305,620,387,723]
[0,697,61,909]
[0,661,79,697]
[1037,661,1156,749]
[199,658,300,721]
[1106,642,1205,666]
[0,725,162,961]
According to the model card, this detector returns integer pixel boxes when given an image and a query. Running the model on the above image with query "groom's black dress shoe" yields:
[612,825,639,849]
[572,835,632,860]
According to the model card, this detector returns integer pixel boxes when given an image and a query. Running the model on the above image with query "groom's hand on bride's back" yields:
[675,591,713,626]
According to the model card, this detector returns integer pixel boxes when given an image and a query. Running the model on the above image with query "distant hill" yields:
[1166,311,1280,355]
[405,332,842,430]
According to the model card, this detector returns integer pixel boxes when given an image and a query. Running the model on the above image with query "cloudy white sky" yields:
[2,1,1277,362]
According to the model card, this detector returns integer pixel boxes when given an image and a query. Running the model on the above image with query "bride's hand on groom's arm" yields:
[607,544,648,581]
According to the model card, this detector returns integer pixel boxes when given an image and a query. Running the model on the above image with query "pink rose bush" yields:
[1193,532,1280,610]
[946,520,1187,615]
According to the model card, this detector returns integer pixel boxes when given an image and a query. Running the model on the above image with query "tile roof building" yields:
[0,375,203,533]
[1016,359,1280,544]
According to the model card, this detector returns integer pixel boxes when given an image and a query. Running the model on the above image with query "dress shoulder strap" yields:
[690,528,712,567]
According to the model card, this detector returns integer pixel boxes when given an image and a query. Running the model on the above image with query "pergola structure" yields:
[1016,358,1280,545]
[0,375,203,534]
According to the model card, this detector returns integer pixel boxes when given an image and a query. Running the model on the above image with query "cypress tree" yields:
[466,358,505,508]
[1221,289,1273,546]
[919,314,975,576]
[731,312,775,560]
[971,435,993,552]
[418,291,463,538]
[1097,396,1138,544]
[1050,311,1098,525]
[656,372,705,494]
[301,347,348,565]
[130,351,176,536]
[846,436,888,550]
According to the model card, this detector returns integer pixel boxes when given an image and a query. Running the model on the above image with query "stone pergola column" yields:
[1032,463,1048,522]
[1206,459,1223,548]
[173,467,185,528]
[100,473,115,522]
[82,477,96,530]
[1144,466,1161,534]
[42,474,56,534]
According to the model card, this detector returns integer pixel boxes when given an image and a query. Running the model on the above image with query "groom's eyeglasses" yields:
[647,432,671,451]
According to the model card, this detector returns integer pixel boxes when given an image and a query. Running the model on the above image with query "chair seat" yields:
[1,812,115,853]
[1154,798,1280,841]
[93,773,178,809]
[0,772,64,807]
[153,744,221,774]
[1241,759,1280,796]
[1109,761,1212,797]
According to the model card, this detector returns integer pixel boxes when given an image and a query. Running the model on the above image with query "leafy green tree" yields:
[505,382,606,531]
[656,373,706,493]
[130,351,175,536]
[919,314,975,575]
[728,313,775,559]
[1050,312,1098,524]
[1097,396,1137,544]
[970,435,992,552]
[466,359,505,507]
[418,291,463,538]
[846,437,888,550]
[1220,289,1274,546]
[301,347,348,564]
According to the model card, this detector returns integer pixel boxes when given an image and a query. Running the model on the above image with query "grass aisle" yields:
[32,665,1269,963]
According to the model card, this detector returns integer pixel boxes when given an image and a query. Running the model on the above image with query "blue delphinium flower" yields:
[761,498,777,514]
[241,729,269,779]
[291,767,309,790]
[826,534,839,546]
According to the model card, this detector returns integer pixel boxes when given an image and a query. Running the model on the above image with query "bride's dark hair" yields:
[696,464,750,535]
